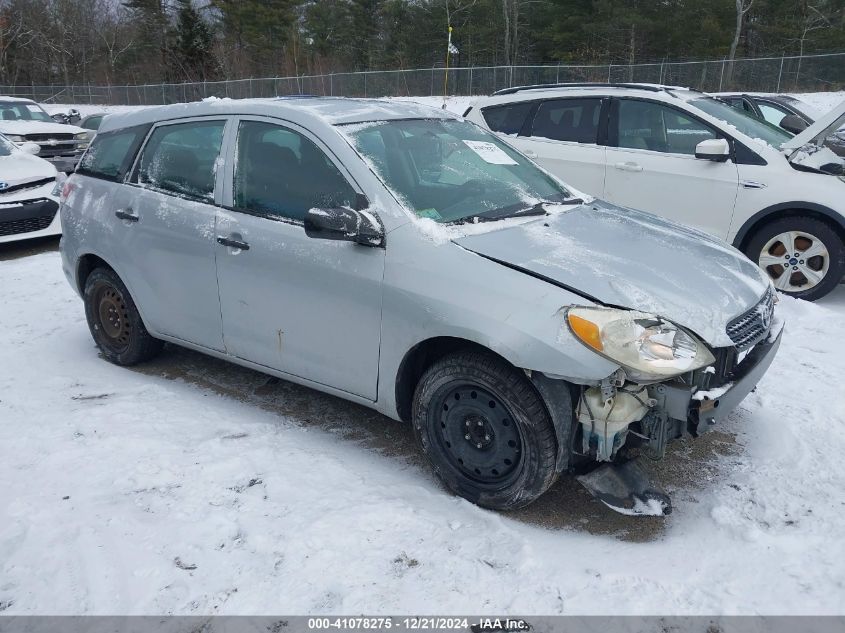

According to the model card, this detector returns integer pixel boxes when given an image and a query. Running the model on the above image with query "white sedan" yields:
[0,134,62,244]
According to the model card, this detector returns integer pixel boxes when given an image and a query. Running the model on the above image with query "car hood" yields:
[452,202,770,348]
[782,99,845,152]
[0,152,57,187]
[0,120,86,136]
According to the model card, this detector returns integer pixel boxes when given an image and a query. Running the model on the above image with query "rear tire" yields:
[412,351,559,511]
[744,216,844,302]
[83,267,163,366]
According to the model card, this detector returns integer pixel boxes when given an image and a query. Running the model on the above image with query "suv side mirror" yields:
[20,142,41,155]
[304,206,385,247]
[695,138,730,162]
[780,114,808,135]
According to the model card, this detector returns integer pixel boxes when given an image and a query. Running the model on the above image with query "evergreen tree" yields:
[173,0,214,81]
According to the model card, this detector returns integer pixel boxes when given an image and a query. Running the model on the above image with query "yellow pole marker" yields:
[443,26,453,109]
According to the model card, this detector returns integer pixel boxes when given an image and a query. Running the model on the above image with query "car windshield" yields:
[0,101,53,123]
[343,118,573,223]
[0,135,14,156]
[691,97,793,148]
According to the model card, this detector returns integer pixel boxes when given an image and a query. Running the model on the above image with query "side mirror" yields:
[780,114,809,135]
[20,142,41,155]
[304,206,384,247]
[695,138,730,162]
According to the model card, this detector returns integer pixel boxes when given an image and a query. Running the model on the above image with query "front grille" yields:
[0,177,55,196]
[0,211,56,236]
[25,133,74,142]
[726,287,775,350]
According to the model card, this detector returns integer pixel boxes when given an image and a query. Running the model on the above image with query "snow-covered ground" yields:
[1,242,844,615]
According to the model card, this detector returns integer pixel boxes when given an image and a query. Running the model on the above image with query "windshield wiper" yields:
[448,197,584,225]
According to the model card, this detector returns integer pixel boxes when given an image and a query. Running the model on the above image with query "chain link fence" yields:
[2,53,843,106]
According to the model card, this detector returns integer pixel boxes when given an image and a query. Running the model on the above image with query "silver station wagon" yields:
[59,97,782,516]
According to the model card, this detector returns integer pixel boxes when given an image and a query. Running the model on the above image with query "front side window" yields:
[234,121,357,222]
[482,102,533,135]
[136,120,225,201]
[76,124,151,181]
[690,97,792,148]
[530,98,602,143]
[757,101,792,127]
[615,100,717,155]
[344,118,572,224]
[0,101,52,122]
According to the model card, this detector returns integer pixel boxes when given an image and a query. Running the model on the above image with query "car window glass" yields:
[757,102,791,126]
[83,116,104,130]
[482,102,533,135]
[617,100,715,155]
[136,120,225,201]
[234,120,356,222]
[76,124,150,181]
[531,98,601,143]
[0,102,52,122]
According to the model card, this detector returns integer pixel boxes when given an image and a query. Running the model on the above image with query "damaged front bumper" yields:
[567,324,783,516]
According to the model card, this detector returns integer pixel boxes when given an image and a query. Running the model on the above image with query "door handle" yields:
[524,149,537,158]
[115,208,138,222]
[216,236,250,251]
[614,161,643,172]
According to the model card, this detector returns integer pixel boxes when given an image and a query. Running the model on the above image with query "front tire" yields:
[745,216,844,301]
[412,351,559,511]
[83,267,163,366]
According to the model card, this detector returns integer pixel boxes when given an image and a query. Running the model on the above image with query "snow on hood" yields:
[453,202,770,347]
[0,120,85,136]
[0,152,56,186]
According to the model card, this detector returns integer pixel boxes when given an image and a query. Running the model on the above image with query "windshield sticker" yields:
[26,105,42,113]
[462,140,518,165]
[417,208,443,220]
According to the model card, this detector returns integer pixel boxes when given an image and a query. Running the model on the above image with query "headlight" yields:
[6,135,25,143]
[566,307,715,382]
[73,132,88,140]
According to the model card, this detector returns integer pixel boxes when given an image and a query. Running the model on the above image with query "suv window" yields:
[615,100,716,155]
[757,101,792,126]
[76,124,151,181]
[530,98,602,143]
[234,121,356,222]
[135,120,226,201]
[482,102,533,135]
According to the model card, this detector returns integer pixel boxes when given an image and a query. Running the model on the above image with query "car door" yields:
[215,117,385,400]
[603,98,740,239]
[488,98,607,197]
[117,116,229,351]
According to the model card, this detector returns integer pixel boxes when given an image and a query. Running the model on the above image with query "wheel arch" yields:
[394,335,576,474]
[732,202,845,252]
[76,252,115,295]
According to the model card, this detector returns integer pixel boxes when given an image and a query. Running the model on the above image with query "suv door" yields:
[215,117,384,400]
[485,98,607,197]
[118,117,229,350]
[603,98,740,239]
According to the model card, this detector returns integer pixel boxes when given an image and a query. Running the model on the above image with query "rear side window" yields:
[76,124,151,181]
[530,98,602,143]
[135,120,226,202]
[482,102,533,135]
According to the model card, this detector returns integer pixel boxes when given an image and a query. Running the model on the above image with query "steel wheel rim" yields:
[433,383,524,486]
[95,284,131,351]
[758,230,830,292]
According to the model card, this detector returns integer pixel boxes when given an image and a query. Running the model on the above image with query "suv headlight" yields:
[6,135,25,143]
[566,307,715,382]
[73,132,89,148]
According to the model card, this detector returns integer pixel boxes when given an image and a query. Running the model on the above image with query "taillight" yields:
[61,179,76,203]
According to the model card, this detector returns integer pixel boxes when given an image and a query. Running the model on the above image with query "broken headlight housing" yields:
[566,307,715,382]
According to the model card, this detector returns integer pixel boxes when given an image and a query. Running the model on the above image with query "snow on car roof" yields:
[97,96,455,135]
[0,96,37,104]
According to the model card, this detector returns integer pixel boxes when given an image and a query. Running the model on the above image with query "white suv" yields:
[465,84,845,301]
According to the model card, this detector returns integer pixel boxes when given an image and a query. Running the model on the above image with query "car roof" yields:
[0,96,36,104]
[475,83,702,107]
[98,97,456,135]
